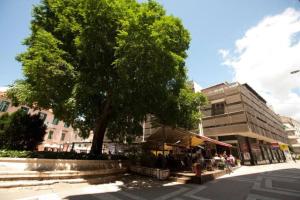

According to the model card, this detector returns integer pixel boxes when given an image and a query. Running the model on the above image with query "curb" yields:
[0,174,123,188]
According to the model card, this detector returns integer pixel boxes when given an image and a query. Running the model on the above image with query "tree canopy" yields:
[0,110,47,150]
[9,0,206,154]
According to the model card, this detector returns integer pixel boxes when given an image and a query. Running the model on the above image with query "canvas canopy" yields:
[144,126,232,150]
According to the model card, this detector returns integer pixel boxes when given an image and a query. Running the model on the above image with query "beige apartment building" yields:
[0,91,134,154]
[0,91,93,153]
[201,82,288,165]
[281,116,300,155]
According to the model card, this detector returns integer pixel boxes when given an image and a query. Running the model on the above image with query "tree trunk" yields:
[90,100,111,155]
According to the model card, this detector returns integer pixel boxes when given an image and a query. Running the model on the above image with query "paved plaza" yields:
[0,162,299,200]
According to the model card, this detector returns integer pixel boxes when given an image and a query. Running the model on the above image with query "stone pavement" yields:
[0,162,299,200]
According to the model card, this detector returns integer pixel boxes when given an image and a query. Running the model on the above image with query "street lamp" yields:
[291,70,300,74]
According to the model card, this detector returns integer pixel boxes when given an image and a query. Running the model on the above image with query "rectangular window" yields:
[52,117,59,125]
[212,103,225,116]
[0,100,10,112]
[20,106,29,113]
[38,112,47,121]
[60,133,65,141]
[48,130,53,139]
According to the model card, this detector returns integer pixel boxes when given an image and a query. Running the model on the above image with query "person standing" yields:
[292,154,297,163]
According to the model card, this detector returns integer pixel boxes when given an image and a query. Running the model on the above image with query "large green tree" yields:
[9,0,202,154]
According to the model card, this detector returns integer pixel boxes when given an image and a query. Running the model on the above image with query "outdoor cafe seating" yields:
[143,126,232,172]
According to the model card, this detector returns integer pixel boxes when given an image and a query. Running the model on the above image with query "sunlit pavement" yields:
[1,162,300,200]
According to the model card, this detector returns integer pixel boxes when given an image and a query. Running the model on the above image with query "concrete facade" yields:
[281,116,300,155]
[201,82,288,165]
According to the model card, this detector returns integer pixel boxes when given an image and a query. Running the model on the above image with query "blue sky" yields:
[0,0,299,88]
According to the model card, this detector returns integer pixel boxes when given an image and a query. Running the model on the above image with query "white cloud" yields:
[218,49,229,59]
[220,8,300,121]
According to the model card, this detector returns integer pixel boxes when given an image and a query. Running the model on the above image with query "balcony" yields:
[202,111,247,128]
[204,123,249,136]
[288,135,300,139]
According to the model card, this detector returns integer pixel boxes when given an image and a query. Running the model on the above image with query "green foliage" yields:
[8,0,205,153]
[175,86,207,130]
[0,110,47,150]
[0,150,127,160]
[0,150,31,158]
[218,162,225,170]
[153,84,207,130]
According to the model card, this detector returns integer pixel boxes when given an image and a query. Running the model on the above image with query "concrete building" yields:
[0,91,93,153]
[201,82,288,165]
[280,116,300,155]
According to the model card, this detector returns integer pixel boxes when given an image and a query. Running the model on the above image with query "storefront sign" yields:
[279,144,289,151]
[271,142,279,150]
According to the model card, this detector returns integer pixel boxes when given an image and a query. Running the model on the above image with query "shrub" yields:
[0,150,31,158]
[218,162,225,170]
[0,150,128,160]
[0,110,46,150]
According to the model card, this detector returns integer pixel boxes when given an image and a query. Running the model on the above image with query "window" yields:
[38,112,47,121]
[282,125,288,130]
[48,131,54,139]
[52,117,59,125]
[60,133,65,141]
[0,100,10,112]
[20,106,29,113]
[211,103,225,115]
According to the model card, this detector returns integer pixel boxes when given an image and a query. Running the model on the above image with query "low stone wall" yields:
[0,158,128,172]
[130,165,170,180]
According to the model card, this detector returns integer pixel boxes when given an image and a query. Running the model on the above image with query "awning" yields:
[144,126,232,149]
[196,135,232,147]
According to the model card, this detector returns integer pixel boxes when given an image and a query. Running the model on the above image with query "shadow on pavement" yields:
[64,166,300,200]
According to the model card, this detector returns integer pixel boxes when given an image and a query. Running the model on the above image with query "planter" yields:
[130,165,170,180]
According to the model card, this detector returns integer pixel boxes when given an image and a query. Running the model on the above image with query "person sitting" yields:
[212,153,220,168]
[213,153,221,160]
[220,154,225,162]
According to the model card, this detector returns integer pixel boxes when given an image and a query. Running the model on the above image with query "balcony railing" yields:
[202,111,247,127]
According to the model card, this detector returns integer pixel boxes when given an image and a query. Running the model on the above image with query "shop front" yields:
[236,136,287,165]
[237,136,252,165]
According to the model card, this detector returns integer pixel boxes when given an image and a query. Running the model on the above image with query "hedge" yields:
[0,150,128,160]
